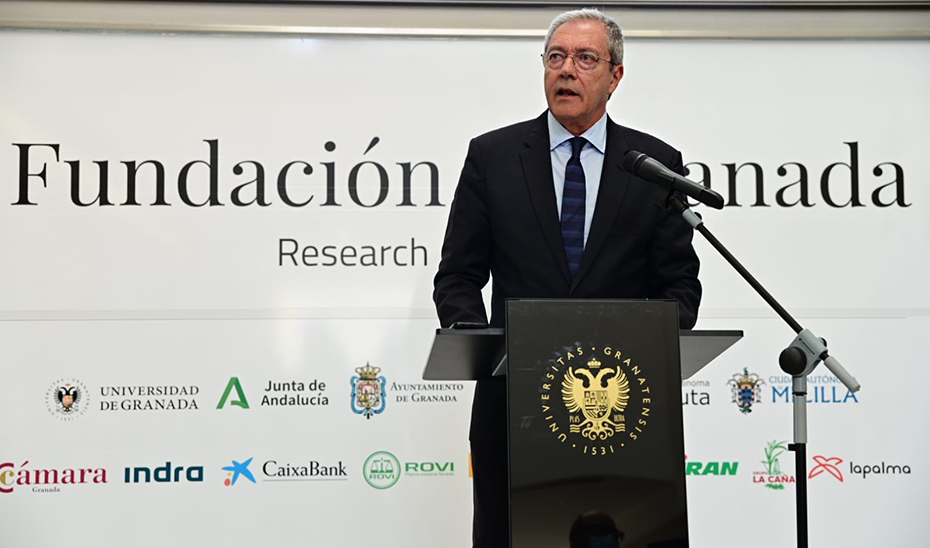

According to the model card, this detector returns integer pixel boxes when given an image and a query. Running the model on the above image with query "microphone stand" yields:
[657,190,861,548]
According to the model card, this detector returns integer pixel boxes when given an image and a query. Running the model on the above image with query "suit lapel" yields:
[570,119,631,292]
[520,114,571,287]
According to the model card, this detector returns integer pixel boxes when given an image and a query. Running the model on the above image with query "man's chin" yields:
[549,108,583,127]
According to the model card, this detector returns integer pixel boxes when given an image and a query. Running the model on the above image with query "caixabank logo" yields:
[260,458,347,482]
[223,458,256,487]
[0,460,108,494]
[46,378,90,421]
[221,456,347,486]
[362,451,455,490]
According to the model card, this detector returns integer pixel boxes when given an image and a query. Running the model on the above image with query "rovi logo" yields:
[362,451,456,490]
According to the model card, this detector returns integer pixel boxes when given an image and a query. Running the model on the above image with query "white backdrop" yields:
[1,30,928,548]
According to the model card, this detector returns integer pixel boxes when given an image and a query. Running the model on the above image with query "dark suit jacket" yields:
[433,112,701,453]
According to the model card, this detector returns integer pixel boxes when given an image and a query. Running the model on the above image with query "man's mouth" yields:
[557,89,579,97]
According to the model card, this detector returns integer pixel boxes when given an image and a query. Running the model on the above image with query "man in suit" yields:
[433,8,702,548]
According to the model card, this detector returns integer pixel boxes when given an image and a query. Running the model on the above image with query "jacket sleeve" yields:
[647,150,703,329]
[432,138,492,328]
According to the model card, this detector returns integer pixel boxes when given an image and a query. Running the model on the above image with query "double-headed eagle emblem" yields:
[562,358,630,441]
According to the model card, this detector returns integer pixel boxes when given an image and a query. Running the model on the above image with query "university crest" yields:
[540,344,651,456]
[563,357,630,441]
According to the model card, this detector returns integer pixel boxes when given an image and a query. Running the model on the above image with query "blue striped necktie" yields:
[561,136,587,279]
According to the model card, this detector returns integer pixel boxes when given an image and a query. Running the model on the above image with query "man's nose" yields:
[559,56,579,77]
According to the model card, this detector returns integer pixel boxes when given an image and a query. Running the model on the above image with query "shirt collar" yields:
[547,111,608,154]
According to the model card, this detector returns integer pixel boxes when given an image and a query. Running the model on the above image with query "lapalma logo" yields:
[808,455,912,481]
[223,458,257,487]
[217,377,250,410]
[809,455,844,482]
[46,378,90,421]
[0,460,107,494]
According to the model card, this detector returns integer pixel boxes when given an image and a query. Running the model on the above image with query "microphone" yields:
[623,151,724,210]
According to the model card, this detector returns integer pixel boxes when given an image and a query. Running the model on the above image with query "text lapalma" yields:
[12,139,443,208]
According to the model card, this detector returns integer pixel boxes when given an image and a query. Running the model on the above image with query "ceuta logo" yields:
[809,456,844,482]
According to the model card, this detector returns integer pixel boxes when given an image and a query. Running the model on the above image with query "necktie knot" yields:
[569,136,586,160]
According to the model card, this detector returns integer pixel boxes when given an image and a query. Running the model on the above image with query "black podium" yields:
[424,299,741,548]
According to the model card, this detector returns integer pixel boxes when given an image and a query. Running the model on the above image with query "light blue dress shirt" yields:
[548,111,608,248]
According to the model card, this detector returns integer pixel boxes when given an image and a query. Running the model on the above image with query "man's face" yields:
[544,20,624,136]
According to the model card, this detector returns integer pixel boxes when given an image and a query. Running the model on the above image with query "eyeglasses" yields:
[541,51,615,72]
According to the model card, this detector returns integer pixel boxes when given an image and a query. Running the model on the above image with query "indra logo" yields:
[217,377,250,410]
[363,451,400,489]
[223,458,256,487]
[46,378,90,420]
[727,368,763,414]
[351,363,386,419]
[124,462,204,484]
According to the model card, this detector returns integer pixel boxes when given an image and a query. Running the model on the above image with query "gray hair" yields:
[543,8,624,65]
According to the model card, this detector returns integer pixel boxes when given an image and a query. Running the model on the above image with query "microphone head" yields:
[622,150,647,173]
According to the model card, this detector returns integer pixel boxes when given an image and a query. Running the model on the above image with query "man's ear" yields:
[609,64,624,95]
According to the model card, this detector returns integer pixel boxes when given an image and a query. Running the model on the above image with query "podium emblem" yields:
[540,345,651,456]
[351,363,386,419]
[562,357,630,441]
